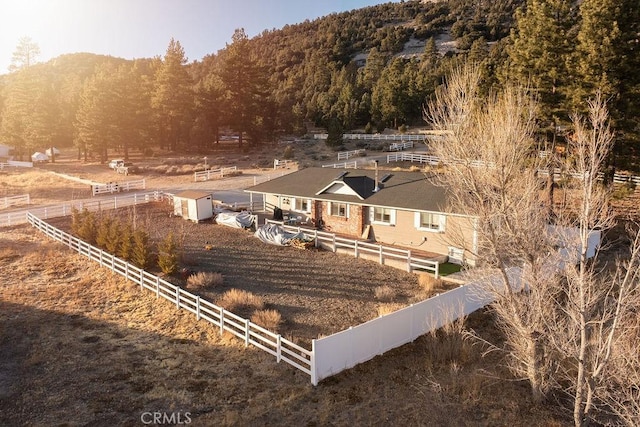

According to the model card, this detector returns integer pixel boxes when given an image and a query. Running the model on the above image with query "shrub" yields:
[423,314,470,365]
[118,223,134,261]
[217,289,264,312]
[251,309,282,331]
[131,230,152,269]
[374,285,396,302]
[419,273,442,296]
[105,218,121,254]
[186,271,223,290]
[73,208,97,244]
[95,215,112,250]
[157,232,179,275]
[283,145,294,160]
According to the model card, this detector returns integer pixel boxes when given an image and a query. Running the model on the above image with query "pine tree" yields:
[157,232,179,275]
[131,230,151,270]
[118,222,134,261]
[152,38,194,152]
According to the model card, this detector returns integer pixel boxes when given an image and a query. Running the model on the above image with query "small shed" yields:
[173,190,213,222]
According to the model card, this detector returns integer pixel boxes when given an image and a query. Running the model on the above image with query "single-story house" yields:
[245,168,478,265]
[173,190,213,222]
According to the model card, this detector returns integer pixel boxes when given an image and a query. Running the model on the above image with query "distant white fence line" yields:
[1,194,30,209]
[264,219,440,277]
[27,213,313,382]
[321,160,358,169]
[194,166,238,182]
[0,191,164,228]
[386,153,640,186]
[389,141,414,151]
[0,160,34,169]
[92,179,146,196]
[337,149,365,160]
[314,133,427,142]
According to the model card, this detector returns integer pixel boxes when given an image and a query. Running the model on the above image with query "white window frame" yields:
[370,206,396,225]
[292,198,312,213]
[415,211,446,232]
[329,202,349,218]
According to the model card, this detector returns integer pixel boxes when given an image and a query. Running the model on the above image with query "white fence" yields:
[92,179,146,196]
[314,133,427,141]
[1,194,30,209]
[0,192,164,228]
[264,220,440,277]
[337,149,365,160]
[387,153,640,186]
[313,274,502,383]
[321,160,358,169]
[273,159,295,170]
[0,160,34,169]
[27,213,313,381]
[194,166,238,182]
[389,141,414,151]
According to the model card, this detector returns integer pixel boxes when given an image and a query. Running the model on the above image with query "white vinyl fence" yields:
[193,166,238,182]
[314,134,427,141]
[0,160,34,169]
[312,271,514,383]
[389,141,414,151]
[92,179,146,196]
[387,153,640,186]
[1,194,30,209]
[337,149,365,160]
[264,220,440,277]
[0,192,164,228]
[273,159,296,170]
[321,160,358,169]
[27,213,313,382]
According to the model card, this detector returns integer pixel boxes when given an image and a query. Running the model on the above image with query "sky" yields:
[0,0,394,73]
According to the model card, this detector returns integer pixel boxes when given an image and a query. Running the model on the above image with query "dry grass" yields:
[419,273,443,295]
[424,313,470,366]
[217,288,265,312]
[251,309,282,331]
[377,302,405,317]
[186,271,223,290]
[374,285,396,302]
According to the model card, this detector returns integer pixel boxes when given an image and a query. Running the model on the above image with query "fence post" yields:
[114,196,117,209]
[220,307,224,334]
[140,269,144,290]
[196,296,200,321]
[434,262,439,279]
[379,245,383,265]
[176,287,180,308]
[311,339,318,386]
[407,250,412,273]
[354,240,359,258]
[332,234,336,253]
[245,319,250,347]
[99,250,103,267]
[314,230,318,248]
[276,335,282,363]
[156,277,160,298]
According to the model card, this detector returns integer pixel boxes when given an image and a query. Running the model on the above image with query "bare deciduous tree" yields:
[424,69,640,425]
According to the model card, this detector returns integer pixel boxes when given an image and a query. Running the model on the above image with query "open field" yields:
[0,224,564,425]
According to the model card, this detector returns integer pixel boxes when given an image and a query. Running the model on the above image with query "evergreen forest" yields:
[1,0,638,170]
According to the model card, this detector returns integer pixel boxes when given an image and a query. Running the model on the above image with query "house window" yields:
[372,207,395,225]
[415,212,445,232]
[330,202,348,218]
[292,198,311,213]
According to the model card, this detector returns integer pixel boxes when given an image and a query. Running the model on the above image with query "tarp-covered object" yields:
[255,223,309,246]
[215,211,255,229]
[31,152,49,162]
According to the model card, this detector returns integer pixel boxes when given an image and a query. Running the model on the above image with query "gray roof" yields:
[174,190,212,200]
[246,168,450,213]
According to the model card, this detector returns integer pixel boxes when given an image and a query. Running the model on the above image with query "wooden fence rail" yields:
[27,212,314,381]
[194,166,238,182]
[1,194,30,209]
